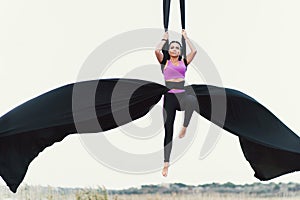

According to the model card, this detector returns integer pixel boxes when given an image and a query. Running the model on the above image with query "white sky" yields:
[1,0,300,190]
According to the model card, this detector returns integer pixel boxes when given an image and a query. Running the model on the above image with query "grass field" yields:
[108,194,299,200]
[1,185,299,200]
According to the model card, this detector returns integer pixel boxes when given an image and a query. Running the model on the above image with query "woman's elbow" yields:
[155,49,161,54]
[155,49,162,57]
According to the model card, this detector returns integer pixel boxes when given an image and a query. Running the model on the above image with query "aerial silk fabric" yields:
[0,78,300,193]
[162,0,187,63]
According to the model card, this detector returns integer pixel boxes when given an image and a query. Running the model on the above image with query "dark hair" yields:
[168,41,183,60]
[169,41,182,49]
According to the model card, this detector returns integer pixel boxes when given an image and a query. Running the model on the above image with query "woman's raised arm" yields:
[155,32,169,63]
[182,30,197,65]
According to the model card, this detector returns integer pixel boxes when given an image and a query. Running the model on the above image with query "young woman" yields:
[155,30,198,177]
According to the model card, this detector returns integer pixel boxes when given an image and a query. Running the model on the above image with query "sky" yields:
[1,0,300,190]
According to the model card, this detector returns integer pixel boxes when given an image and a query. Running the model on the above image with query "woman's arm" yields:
[182,30,197,65]
[155,32,169,63]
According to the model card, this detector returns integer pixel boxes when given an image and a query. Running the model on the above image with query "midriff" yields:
[165,78,184,82]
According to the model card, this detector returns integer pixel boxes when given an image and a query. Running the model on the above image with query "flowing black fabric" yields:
[163,0,171,32]
[162,0,187,66]
[0,78,300,193]
[179,0,187,58]
[179,0,185,30]
[162,0,170,69]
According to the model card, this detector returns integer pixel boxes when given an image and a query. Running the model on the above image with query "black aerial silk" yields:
[1,0,300,194]
[0,78,300,193]
[162,0,187,72]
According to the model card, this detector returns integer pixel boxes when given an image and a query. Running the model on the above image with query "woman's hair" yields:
[169,41,182,49]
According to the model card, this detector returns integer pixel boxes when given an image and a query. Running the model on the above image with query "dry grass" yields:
[109,194,300,200]
[1,185,299,200]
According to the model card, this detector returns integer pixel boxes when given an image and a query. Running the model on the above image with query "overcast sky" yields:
[1,0,300,190]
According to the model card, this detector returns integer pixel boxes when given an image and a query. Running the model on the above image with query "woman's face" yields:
[168,43,181,58]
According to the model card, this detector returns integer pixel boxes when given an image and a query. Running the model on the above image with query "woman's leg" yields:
[179,94,198,138]
[162,93,178,176]
[182,94,198,127]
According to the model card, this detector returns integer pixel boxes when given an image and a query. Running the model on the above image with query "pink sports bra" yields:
[163,60,187,80]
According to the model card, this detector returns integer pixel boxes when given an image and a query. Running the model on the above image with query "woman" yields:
[155,30,198,177]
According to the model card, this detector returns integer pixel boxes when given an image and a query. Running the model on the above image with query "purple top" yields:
[163,60,187,93]
[163,60,186,80]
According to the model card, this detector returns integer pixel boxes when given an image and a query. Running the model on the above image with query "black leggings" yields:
[163,92,198,162]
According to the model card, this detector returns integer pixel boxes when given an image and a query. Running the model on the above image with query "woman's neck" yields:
[170,56,179,63]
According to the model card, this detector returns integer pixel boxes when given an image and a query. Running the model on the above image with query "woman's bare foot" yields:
[178,126,187,138]
[162,162,169,177]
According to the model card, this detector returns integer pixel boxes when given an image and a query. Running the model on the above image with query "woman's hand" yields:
[163,32,169,40]
[182,29,188,40]
[182,29,197,65]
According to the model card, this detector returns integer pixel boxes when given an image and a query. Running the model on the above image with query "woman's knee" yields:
[183,95,197,105]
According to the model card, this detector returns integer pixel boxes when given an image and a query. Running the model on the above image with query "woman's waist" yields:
[165,80,185,93]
